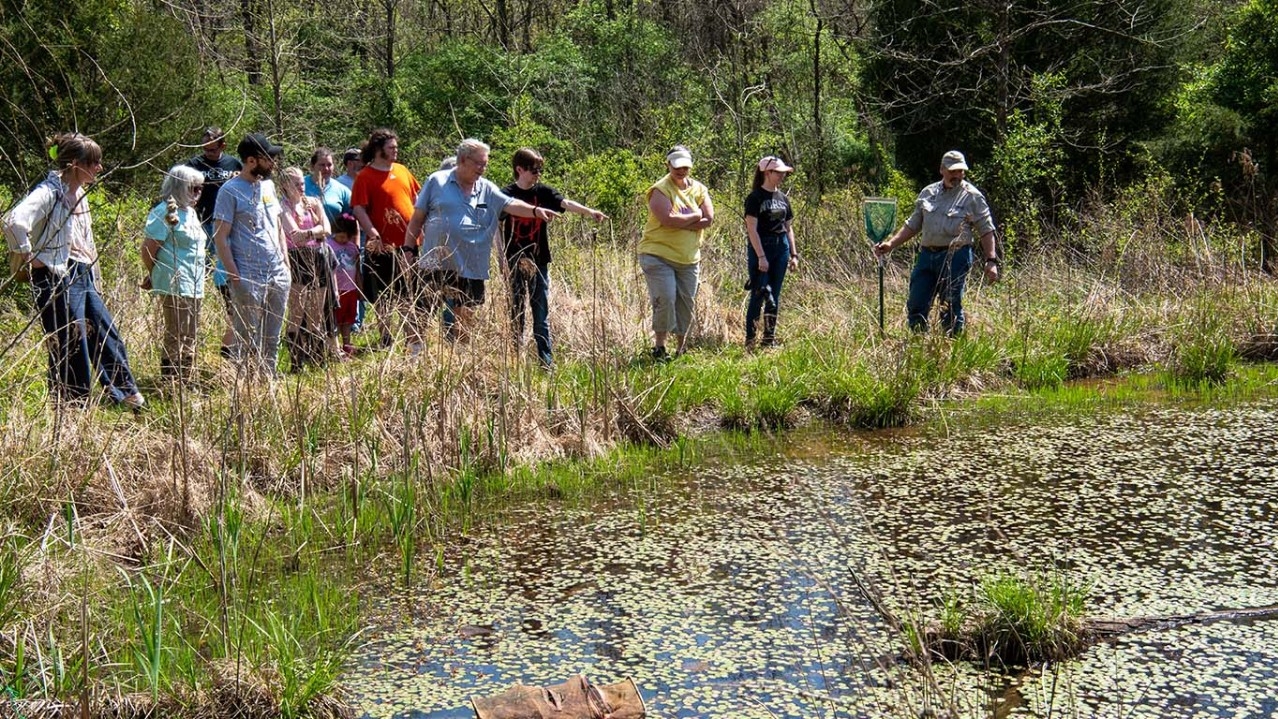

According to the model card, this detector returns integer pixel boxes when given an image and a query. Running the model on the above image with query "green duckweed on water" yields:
[344,398,1278,718]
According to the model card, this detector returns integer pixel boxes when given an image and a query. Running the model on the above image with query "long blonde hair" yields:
[281,166,307,204]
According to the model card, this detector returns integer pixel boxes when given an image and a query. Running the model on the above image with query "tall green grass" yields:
[909,569,1090,667]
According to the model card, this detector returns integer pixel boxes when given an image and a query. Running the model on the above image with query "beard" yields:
[251,163,273,180]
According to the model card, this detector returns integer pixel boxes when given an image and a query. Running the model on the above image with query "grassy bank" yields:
[1,185,1277,715]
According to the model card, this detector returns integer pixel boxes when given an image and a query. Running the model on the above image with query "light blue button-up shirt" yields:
[414,170,512,280]
[145,202,207,297]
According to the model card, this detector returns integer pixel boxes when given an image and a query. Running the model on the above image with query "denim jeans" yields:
[228,275,290,376]
[32,261,139,403]
[744,235,791,345]
[509,262,552,365]
[639,253,699,335]
[906,244,973,335]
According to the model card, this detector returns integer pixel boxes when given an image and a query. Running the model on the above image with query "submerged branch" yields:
[1087,604,1278,639]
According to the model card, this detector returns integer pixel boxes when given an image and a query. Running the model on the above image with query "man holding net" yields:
[872,150,1000,335]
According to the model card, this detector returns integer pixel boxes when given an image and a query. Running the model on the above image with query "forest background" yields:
[1,0,1276,258]
[3,1,1278,713]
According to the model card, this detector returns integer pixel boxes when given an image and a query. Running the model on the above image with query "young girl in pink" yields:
[326,213,362,357]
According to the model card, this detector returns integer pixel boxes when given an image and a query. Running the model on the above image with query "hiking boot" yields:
[652,345,671,363]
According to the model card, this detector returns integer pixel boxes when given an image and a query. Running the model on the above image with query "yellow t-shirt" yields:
[639,175,709,265]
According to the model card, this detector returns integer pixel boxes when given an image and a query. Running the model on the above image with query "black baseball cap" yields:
[237,132,283,161]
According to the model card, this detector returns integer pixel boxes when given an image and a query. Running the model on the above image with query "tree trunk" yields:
[384,0,396,80]
[242,0,261,85]
[810,3,824,194]
[265,0,283,135]
[494,0,511,50]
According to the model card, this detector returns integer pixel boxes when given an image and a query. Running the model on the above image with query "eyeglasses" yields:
[523,166,543,175]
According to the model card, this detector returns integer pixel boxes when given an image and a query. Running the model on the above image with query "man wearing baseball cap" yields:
[872,149,999,335]
[211,132,291,375]
[335,146,363,191]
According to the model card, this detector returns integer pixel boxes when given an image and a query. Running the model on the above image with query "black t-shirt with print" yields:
[744,187,793,238]
[188,153,243,225]
[501,183,567,266]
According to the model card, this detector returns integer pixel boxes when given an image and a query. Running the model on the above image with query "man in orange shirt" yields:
[352,127,422,348]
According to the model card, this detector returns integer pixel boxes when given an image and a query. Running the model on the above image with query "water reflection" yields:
[350,401,1278,718]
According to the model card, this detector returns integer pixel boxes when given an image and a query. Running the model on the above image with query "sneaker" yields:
[651,345,670,362]
[122,392,146,410]
[342,344,356,357]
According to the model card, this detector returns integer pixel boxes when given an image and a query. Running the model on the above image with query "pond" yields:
[347,399,1278,718]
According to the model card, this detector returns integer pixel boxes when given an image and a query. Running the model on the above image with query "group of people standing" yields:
[4,125,998,408]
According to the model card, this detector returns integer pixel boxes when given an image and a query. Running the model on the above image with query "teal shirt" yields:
[305,176,352,226]
[145,202,207,298]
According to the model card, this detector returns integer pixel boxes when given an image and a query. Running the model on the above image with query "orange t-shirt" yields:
[351,163,421,248]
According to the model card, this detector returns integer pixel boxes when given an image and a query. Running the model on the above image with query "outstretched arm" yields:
[504,200,559,222]
[563,199,607,222]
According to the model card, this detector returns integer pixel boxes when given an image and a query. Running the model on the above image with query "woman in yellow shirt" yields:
[638,146,714,360]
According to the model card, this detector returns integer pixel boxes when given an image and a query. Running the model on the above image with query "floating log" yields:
[471,675,645,719]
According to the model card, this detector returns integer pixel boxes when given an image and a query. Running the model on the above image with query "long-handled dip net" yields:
[863,197,898,334]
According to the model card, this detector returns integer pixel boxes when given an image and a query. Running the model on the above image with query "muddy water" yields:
[349,401,1278,718]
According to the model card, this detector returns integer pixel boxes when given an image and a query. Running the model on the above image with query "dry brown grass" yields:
[4,222,1277,545]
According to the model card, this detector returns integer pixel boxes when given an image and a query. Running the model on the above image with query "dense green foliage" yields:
[2,0,1272,243]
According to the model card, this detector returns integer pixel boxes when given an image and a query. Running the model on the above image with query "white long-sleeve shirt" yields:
[3,171,97,276]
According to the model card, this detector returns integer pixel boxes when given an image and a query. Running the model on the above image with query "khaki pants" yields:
[159,294,201,379]
[639,253,699,334]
